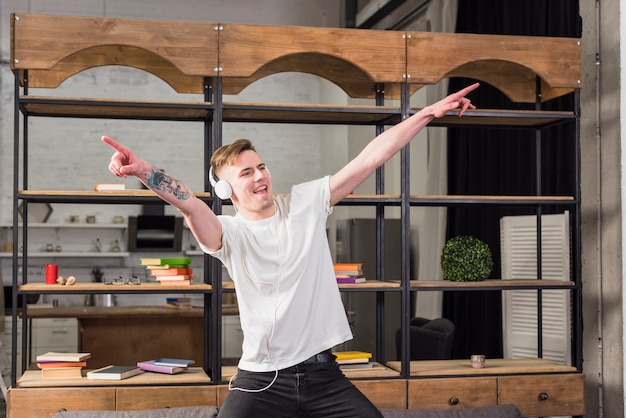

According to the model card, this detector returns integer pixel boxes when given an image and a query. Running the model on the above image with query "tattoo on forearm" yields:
[147,170,191,201]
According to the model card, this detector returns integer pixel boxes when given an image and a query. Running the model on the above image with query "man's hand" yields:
[102,136,142,178]
[428,82,479,118]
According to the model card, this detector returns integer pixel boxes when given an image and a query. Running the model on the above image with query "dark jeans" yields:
[218,350,383,418]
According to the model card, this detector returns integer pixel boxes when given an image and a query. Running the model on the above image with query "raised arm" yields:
[329,83,479,206]
[102,136,223,252]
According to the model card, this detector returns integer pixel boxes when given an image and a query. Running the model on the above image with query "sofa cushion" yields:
[53,406,219,418]
[380,404,522,418]
[53,404,521,418]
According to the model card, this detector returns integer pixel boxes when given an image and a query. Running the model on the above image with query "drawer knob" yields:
[58,409,67,412]
[448,397,459,405]
[539,392,549,401]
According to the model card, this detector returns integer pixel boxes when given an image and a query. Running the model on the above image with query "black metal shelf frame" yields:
[11,68,581,387]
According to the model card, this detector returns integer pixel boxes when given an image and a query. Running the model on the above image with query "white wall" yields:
[0,0,344,304]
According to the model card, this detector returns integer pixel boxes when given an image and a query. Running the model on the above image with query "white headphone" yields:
[209,165,271,200]
[209,166,233,200]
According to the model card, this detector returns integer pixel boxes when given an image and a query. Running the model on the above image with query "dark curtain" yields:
[443,1,582,359]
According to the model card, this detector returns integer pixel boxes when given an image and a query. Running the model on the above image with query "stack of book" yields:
[333,350,373,369]
[141,257,193,285]
[334,263,366,284]
[36,351,91,379]
[137,357,195,375]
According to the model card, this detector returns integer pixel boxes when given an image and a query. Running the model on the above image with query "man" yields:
[103,82,478,417]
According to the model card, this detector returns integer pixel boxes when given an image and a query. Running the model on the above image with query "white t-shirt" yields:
[203,176,353,372]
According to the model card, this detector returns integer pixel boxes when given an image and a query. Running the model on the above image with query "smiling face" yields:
[217,149,274,220]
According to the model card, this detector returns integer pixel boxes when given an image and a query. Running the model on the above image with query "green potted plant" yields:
[440,235,493,282]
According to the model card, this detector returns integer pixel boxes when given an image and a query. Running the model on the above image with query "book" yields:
[36,352,91,363]
[94,182,126,191]
[158,279,191,286]
[140,257,191,266]
[333,351,372,362]
[148,268,193,276]
[339,362,374,370]
[154,275,193,281]
[153,358,195,367]
[333,263,363,271]
[145,264,190,270]
[336,276,367,284]
[333,263,364,275]
[137,360,187,375]
[41,367,84,379]
[336,357,371,365]
[37,361,87,369]
[87,365,144,380]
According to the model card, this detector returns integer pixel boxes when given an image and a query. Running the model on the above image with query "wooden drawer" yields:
[7,387,115,418]
[353,379,406,409]
[116,385,217,410]
[498,373,585,417]
[408,377,497,410]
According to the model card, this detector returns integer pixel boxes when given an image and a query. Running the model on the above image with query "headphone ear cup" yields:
[209,166,233,200]
[214,179,233,200]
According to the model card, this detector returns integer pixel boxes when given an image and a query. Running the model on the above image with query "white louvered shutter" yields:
[500,212,571,364]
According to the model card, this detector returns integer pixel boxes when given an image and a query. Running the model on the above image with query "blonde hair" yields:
[210,139,256,178]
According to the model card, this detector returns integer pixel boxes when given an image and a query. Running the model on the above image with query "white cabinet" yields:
[30,318,78,359]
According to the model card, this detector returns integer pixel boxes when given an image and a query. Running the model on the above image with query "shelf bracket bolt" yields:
[13,59,19,64]
[214,67,223,72]
[14,15,19,21]
[214,25,223,31]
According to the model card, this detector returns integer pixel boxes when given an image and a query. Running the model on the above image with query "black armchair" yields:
[395,317,455,360]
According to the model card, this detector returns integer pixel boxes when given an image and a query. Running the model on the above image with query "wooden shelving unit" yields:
[8,13,584,417]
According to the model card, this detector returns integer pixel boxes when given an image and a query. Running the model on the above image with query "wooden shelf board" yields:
[18,190,211,204]
[386,358,577,377]
[222,102,401,125]
[409,194,575,206]
[16,191,573,206]
[16,367,211,388]
[25,305,207,319]
[338,280,400,289]
[19,282,212,293]
[430,109,576,128]
[221,280,400,291]
[409,279,575,290]
[17,97,575,128]
[221,362,398,382]
[19,97,212,121]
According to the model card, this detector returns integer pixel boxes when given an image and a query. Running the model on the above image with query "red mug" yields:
[45,264,58,284]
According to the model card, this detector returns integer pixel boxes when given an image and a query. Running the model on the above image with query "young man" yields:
[103,82,478,417]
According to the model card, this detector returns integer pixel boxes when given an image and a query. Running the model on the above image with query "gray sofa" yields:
[53,404,523,418]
